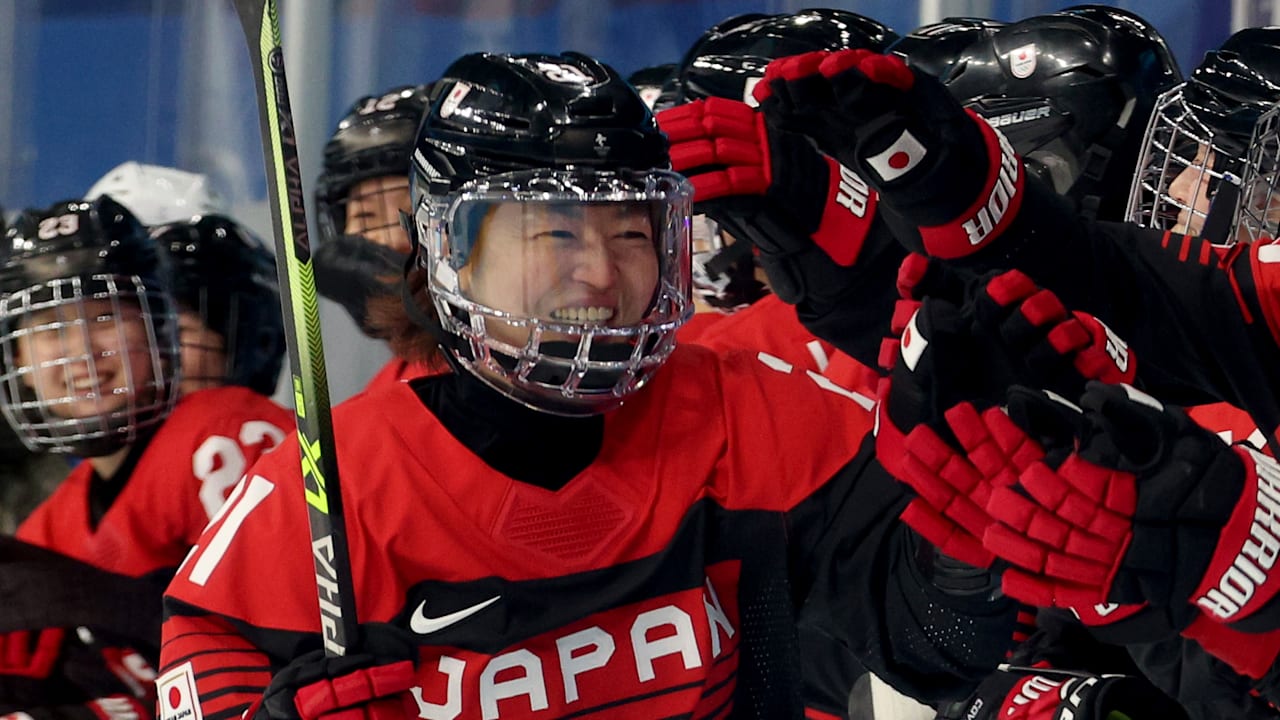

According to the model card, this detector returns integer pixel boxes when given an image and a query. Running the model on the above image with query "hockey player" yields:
[148,214,285,396]
[748,27,1280,713]
[1126,27,1280,244]
[86,163,286,398]
[150,51,1089,720]
[0,196,291,715]
[312,84,441,388]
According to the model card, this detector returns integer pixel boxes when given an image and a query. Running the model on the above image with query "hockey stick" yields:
[231,0,356,656]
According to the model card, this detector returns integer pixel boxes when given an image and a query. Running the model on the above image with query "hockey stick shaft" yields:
[231,0,357,656]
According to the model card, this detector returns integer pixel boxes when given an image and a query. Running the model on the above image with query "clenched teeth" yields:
[551,306,615,323]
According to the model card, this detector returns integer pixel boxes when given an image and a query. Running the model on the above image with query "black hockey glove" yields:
[249,624,419,720]
[969,383,1271,632]
[937,663,1188,720]
[875,256,1137,568]
[312,235,404,337]
[656,97,895,308]
[754,49,1024,260]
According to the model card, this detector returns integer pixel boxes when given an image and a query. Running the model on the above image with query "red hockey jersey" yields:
[159,344,911,719]
[681,294,879,400]
[17,386,292,579]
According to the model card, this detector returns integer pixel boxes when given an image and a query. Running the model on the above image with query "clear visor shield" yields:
[321,175,413,253]
[1237,103,1280,243]
[1127,86,1245,241]
[0,276,180,454]
[416,168,693,415]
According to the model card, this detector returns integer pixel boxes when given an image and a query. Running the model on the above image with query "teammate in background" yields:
[747,26,1280,713]
[85,162,286,398]
[158,51,1041,720]
[0,196,291,716]
[0,207,70,533]
[656,9,899,403]
[626,63,676,110]
[148,215,285,397]
[312,84,440,388]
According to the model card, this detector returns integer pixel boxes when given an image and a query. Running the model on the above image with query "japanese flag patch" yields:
[157,662,203,720]
[866,129,927,183]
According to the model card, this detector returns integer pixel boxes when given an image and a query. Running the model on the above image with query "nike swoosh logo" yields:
[410,595,500,635]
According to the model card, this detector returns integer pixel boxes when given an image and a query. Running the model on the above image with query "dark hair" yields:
[364,268,447,370]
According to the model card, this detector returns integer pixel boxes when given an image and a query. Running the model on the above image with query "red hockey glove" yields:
[656,97,889,307]
[754,49,1024,259]
[938,663,1188,720]
[981,383,1273,635]
[250,624,419,720]
[876,258,1136,567]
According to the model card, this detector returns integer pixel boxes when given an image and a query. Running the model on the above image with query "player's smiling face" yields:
[14,298,160,419]
[458,201,659,347]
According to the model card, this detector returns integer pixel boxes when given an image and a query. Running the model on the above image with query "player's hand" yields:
[249,624,419,720]
[656,97,889,308]
[313,235,404,336]
[754,49,1024,259]
[980,382,1275,634]
[876,255,1138,567]
[938,663,1189,720]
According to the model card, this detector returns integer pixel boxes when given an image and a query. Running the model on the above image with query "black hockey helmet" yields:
[1181,27,1280,158]
[411,52,692,416]
[149,214,285,395]
[0,195,180,455]
[415,52,670,196]
[672,9,899,104]
[314,84,431,245]
[0,195,170,295]
[889,18,1007,79]
[944,7,1182,220]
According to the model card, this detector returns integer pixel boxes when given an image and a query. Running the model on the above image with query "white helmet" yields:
[85,162,226,226]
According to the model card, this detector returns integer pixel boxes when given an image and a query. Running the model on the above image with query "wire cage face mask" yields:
[0,275,180,455]
[1127,85,1247,242]
[416,168,694,416]
[1237,103,1280,243]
